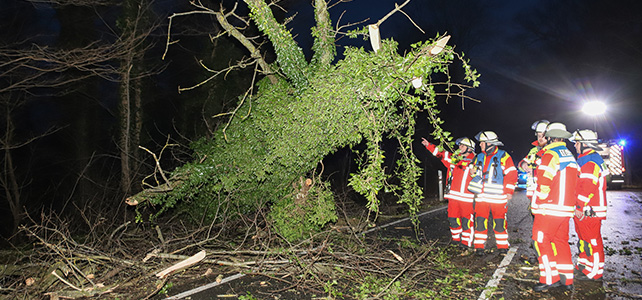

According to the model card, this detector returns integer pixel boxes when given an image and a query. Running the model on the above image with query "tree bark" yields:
[118,0,152,194]
[213,5,278,84]
[1,108,24,235]
[119,59,133,194]
[133,66,142,184]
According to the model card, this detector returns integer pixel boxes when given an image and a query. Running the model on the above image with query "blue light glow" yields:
[619,139,627,147]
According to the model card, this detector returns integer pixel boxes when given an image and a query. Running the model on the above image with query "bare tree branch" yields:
[163,2,278,85]
[26,0,117,6]
[375,0,412,27]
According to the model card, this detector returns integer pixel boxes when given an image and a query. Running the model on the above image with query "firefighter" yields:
[570,129,607,280]
[468,131,517,255]
[530,122,578,291]
[518,120,549,199]
[422,137,476,248]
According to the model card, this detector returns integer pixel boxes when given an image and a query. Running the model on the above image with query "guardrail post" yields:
[438,170,444,201]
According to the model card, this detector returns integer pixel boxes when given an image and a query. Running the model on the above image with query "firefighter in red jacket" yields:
[570,129,607,280]
[518,120,549,199]
[422,137,476,248]
[468,131,517,255]
[531,122,578,291]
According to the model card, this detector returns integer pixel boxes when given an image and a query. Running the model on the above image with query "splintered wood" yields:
[155,250,206,279]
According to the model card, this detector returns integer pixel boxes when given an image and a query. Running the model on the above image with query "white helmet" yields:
[531,120,550,134]
[570,129,603,151]
[544,122,572,139]
[455,137,475,149]
[474,131,504,146]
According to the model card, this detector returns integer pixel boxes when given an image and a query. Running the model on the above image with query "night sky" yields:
[285,0,642,182]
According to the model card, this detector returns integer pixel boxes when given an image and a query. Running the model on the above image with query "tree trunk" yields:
[1,109,24,235]
[133,67,142,185]
[119,59,133,194]
[118,0,150,195]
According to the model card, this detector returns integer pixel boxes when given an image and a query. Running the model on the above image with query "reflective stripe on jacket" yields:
[424,142,475,202]
[521,142,542,198]
[468,148,517,196]
[576,150,608,218]
[531,142,579,217]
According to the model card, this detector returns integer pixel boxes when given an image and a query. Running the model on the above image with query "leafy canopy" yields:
[136,0,479,241]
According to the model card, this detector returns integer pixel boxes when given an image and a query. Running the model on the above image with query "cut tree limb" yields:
[145,251,289,268]
[155,250,206,278]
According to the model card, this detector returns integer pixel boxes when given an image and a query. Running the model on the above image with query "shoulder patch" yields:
[559,149,573,157]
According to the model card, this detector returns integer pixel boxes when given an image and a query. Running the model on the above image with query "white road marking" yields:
[359,204,447,235]
[478,246,519,300]
[165,273,245,299]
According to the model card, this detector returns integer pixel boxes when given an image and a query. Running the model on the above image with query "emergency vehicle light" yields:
[619,139,627,147]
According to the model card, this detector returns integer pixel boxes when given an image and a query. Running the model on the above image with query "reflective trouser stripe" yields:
[474,198,509,249]
[533,215,572,284]
[574,217,605,279]
[460,214,474,247]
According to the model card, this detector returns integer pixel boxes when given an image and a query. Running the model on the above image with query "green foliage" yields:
[323,279,344,298]
[353,275,406,300]
[239,291,258,300]
[158,281,173,295]
[310,0,335,68]
[270,180,338,241]
[140,2,479,242]
[247,0,309,89]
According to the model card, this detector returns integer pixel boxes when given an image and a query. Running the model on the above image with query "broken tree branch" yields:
[155,250,207,278]
[375,0,412,27]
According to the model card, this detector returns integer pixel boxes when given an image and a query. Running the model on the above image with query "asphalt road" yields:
[367,189,642,299]
[162,189,642,299]
[488,189,642,299]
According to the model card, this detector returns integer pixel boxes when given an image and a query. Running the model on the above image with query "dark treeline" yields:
[0,0,257,238]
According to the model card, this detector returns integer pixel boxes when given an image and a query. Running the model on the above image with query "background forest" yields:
[1,0,256,238]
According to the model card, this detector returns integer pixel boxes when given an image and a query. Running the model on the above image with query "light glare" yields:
[582,101,607,116]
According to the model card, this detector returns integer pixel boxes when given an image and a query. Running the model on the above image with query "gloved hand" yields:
[421,138,432,148]
[574,208,584,220]
[583,206,596,217]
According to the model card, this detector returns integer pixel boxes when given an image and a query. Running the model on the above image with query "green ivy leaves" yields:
[142,3,479,242]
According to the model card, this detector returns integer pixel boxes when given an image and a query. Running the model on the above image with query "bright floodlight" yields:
[582,101,607,116]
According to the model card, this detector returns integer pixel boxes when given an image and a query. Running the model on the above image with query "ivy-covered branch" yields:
[311,0,335,68]
[134,0,481,242]
[245,0,310,89]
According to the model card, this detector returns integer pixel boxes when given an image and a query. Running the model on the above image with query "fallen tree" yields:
[127,0,479,241]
